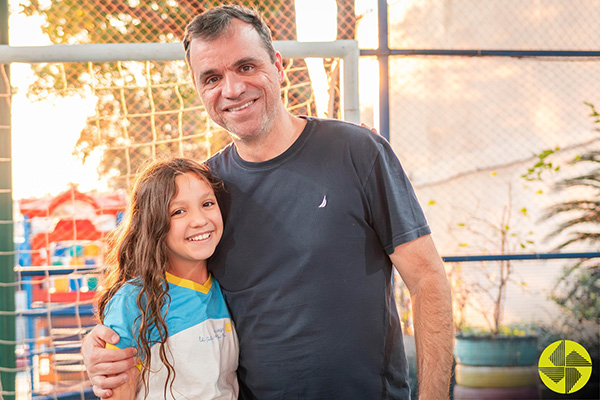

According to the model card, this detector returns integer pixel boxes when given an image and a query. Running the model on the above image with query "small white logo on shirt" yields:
[318,195,327,208]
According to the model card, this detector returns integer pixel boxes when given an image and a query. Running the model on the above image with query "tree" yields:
[542,103,600,324]
[20,0,356,189]
[523,102,600,324]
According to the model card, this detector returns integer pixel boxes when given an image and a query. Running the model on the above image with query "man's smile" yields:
[226,99,255,112]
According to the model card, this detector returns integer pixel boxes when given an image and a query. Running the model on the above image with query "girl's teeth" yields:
[189,233,210,241]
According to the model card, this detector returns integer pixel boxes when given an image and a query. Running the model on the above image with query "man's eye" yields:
[241,65,253,72]
[206,76,219,85]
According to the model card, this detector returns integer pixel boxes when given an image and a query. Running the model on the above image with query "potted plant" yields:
[521,102,600,399]
[449,185,540,399]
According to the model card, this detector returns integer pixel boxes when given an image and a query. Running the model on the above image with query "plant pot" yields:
[454,335,538,366]
[455,365,538,388]
[453,335,540,400]
[453,384,540,400]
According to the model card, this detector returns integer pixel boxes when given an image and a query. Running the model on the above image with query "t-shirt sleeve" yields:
[102,288,142,351]
[364,138,431,254]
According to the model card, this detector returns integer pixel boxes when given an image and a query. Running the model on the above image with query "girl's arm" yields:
[102,365,140,400]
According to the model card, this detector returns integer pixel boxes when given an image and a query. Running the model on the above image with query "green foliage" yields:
[19,0,291,45]
[525,102,600,325]
[21,0,197,44]
[551,259,599,323]
[18,0,354,189]
[521,147,561,182]
[17,1,250,189]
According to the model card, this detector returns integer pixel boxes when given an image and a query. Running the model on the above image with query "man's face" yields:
[188,19,285,142]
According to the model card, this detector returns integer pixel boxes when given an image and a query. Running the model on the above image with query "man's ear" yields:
[275,52,284,83]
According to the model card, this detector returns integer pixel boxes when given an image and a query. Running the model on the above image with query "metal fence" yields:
[1,0,600,399]
[1,39,356,398]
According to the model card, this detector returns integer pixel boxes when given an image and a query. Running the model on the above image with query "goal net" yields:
[1,40,358,399]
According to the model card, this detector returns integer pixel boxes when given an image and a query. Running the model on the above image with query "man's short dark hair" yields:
[182,5,277,67]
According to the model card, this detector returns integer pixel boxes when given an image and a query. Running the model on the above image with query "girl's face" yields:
[165,172,223,278]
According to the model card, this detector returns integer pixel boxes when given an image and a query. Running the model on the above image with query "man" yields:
[82,5,453,399]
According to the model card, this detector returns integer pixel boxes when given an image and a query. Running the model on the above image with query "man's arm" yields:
[82,325,138,398]
[102,366,140,400]
[390,234,454,400]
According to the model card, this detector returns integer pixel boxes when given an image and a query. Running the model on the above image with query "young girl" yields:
[96,157,239,400]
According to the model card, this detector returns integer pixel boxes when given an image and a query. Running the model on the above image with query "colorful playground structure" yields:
[15,186,126,398]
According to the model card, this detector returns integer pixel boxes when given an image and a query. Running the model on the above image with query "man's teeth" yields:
[189,233,211,241]
[228,100,254,112]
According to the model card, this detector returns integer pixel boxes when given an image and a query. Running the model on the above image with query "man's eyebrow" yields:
[197,68,218,83]
[234,56,260,67]
[197,57,262,82]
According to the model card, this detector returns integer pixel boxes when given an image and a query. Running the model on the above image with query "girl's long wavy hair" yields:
[97,157,223,398]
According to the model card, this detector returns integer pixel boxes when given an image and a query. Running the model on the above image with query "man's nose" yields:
[221,73,246,99]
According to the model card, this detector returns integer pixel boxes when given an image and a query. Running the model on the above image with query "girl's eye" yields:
[171,209,184,216]
[203,201,215,207]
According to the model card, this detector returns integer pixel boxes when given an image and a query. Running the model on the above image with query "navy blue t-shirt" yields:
[207,117,430,399]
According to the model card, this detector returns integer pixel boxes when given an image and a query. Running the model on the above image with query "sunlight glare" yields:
[295,0,337,118]
[9,0,103,199]
[9,0,382,198]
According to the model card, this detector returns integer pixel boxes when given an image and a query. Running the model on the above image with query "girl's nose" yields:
[190,210,209,227]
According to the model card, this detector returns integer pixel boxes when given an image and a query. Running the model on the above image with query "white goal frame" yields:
[0,40,360,123]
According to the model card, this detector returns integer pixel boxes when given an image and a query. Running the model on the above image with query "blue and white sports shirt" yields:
[103,272,239,400]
